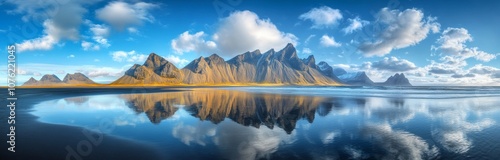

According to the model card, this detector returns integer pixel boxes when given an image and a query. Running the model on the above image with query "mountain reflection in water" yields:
[32,88,500,160]
[121,90,327,134]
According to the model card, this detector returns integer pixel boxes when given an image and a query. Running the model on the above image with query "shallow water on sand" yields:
[32,87,500,159]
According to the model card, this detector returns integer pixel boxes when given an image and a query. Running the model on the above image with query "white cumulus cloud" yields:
[88,22,111,48]
[96,1,158,30]
[299,6,343,29]
[342,17,369,34]
[213,10,298,56]
[320,34,341,47]
[171,31,217,55]
[172,10,298,57]
[434,27,497,62]
[358,8,440,56]
[16,20,79,52]
[302,48,312,54]
[165,55,190,67]
[371,57,417,72]
[8,0,92,52]
[111,50,147,63]
[81,41,100,51]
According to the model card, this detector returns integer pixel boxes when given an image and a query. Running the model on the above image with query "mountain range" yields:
[318,62,411,86]
[22,43,411,86]
[23,73,96,86]
[112,43,337,85]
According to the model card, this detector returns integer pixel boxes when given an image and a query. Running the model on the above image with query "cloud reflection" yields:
[362,123,439,160]
[170,119,295,160]
[172,122,217,146]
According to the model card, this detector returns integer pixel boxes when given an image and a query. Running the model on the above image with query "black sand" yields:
[1,88,185,160]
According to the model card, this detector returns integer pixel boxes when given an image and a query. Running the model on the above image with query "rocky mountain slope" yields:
[112,43,339,85]
[21,44,413,87]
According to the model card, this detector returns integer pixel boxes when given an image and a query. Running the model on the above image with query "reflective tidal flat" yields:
[32,87,500,160]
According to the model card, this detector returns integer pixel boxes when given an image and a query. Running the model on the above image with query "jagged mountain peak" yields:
[147,52,162,59]
[144,53,171,69]
[252,49,261,54]
[228,50,262,65]
[318,61,332,72]
[284,43,295,49]
[263,48,276,56]
[184,56,209,73]
[318,61,329,66]
[142,53,181,78]
[303,55,316,68]
[206,54,225,65]
[113,44,340,85]
[276,43,298,60]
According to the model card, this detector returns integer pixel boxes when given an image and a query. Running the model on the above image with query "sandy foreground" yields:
[0,88,187,160]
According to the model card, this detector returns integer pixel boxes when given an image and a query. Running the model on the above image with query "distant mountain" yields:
[332,68,347,76]
[318,62,372,85]
[39,74,63,83]
[379,73,412,86]
[336,71,375,86]
[23,73,96,86]
[317,61,343,83]
[23,77,39,86]
[317,61,412,86]
[112,43,340,85]
[63,73,96,84]
[22,74,63,86]
[21,44,413,87]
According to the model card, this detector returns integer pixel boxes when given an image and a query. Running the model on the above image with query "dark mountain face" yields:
[227,50,262,65]
[318,61,333,75]
[274,43,308,71]
[125,64,152,80]
[382,73,412,86]
[143,53,182,78]
[302,55,317,69]
[206,54,226,65]
[184,56,209,74]
[333,68,347,77]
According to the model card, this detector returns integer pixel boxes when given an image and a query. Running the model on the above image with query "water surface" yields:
[32,87,500,159]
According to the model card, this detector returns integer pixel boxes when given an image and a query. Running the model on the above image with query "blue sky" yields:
[1,0,500,85]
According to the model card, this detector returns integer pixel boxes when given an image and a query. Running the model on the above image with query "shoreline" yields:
[11,83,342,88]
[0,88,184,160]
